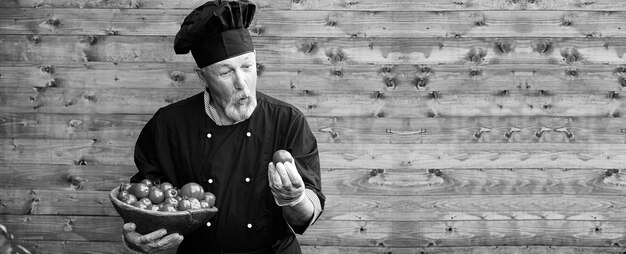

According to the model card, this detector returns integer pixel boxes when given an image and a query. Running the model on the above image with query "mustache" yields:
[229,91,252,104]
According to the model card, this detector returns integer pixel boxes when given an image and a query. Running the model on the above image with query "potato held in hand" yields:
[272,150,294,164]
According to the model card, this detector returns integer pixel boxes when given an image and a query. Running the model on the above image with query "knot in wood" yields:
[566,68,578,77]
[561,18,573,27]
[616,66,626,74]
[250,25,265,36]
[608,91,619,99]
[80,35,97,45]
[169,71,186,82]
[325,17,337,27]
[475,18,486,27]
[384,76,397,88]
[330,68,343,78]
[469,68,482,77]
[380,65,393,74]
[495,40,511,54]
[561,47,582,64]
[326,47,346,64]
[40,65,54,74]
[467,48,487,64]
[419,65,432,74]
[619,76,626,87]
[299,41,316,54]
[27,35,41,44]
[535,39,552,54]
[46,17,60,27]
[413,76,428,88]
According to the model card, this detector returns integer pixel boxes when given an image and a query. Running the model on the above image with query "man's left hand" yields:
[268,161,305,207]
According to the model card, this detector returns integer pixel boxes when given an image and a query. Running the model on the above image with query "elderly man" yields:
[121,1,325,253]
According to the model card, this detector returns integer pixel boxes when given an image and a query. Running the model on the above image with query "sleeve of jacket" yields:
[284,110,325,234]
[131,110,165,184]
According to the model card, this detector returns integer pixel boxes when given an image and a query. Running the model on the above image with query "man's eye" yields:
[220,70,232,76]
[242,65,252,69]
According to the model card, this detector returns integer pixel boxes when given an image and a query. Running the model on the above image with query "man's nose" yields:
[233,69,248,90]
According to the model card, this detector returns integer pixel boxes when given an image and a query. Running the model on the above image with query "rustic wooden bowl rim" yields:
[109,188,218,217]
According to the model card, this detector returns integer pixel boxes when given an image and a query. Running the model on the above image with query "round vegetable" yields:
[128,183,150,199]
[148,187,165,204]
[272,150,294,164]
[180,182,205,200]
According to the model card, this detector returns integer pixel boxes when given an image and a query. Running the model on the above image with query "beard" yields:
[223,91,257,122]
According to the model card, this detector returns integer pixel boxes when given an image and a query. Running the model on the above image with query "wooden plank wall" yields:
[2,0,626,253]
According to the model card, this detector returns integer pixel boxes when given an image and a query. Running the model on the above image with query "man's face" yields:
[200,52,258,122]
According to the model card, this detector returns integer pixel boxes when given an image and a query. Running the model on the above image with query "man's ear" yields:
[194,68,208,88]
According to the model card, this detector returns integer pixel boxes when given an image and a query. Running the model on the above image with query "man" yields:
[121,1,325,253]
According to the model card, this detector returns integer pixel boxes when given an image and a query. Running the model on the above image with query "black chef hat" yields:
[174,0,256,68]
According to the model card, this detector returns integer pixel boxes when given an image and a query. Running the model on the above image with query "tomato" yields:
[204,192,216,207]
[146,204,159,211]
[272,150,293,164]
[180,182,205,199]
[138,197,152,206]
[188,197,201,210]
[128,183,150,199]
[163,197,179,207]
[118,183,132,193]
[200,200,210,208]
[132,201,148,209]
[159,182,174,191]
[163,188,178,199]
[148,187,165,204]
[178,199,192,211]
[120,194,137,205]
[158,204,178,212]
[117,190,129,200]
[140,179,154,188]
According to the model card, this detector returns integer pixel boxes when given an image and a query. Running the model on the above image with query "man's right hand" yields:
[122,223,184,253]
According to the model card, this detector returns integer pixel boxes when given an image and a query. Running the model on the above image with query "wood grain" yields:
[2,0,626,11]
[4,113,626,143]
[2,188,626,221]
[3,9,626,38]
[11,241,626,254]
[2,35,625,65]
[3,138,626,169]
[1,164,624,196]
[2,215,624,247]
[2,86,624,117]
[322,168,626,196]
[2,62,625,92]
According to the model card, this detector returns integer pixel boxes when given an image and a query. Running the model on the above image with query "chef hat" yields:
[174,0,256,68]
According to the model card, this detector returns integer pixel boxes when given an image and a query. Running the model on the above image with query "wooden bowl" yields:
[109,188,218,235]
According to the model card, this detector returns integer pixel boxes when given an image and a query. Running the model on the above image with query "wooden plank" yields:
[0,189,118,216]
[1,86,624,117]
[0,164,624,196]
[3,138,626,169]
[301,220,626,247]
[2,215,625,247]
[11,241,626,254]
[0,0,279,9]
[3,188,626,221]
[323,168,626,196]
[2,0,626,11]
[1,35,625,65]
[4,113,626,144]
[0,163,134,191]
[3,9,626,38]
[2,62,624,92]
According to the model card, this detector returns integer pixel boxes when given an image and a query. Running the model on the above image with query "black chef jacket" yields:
[130,92,325,253]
